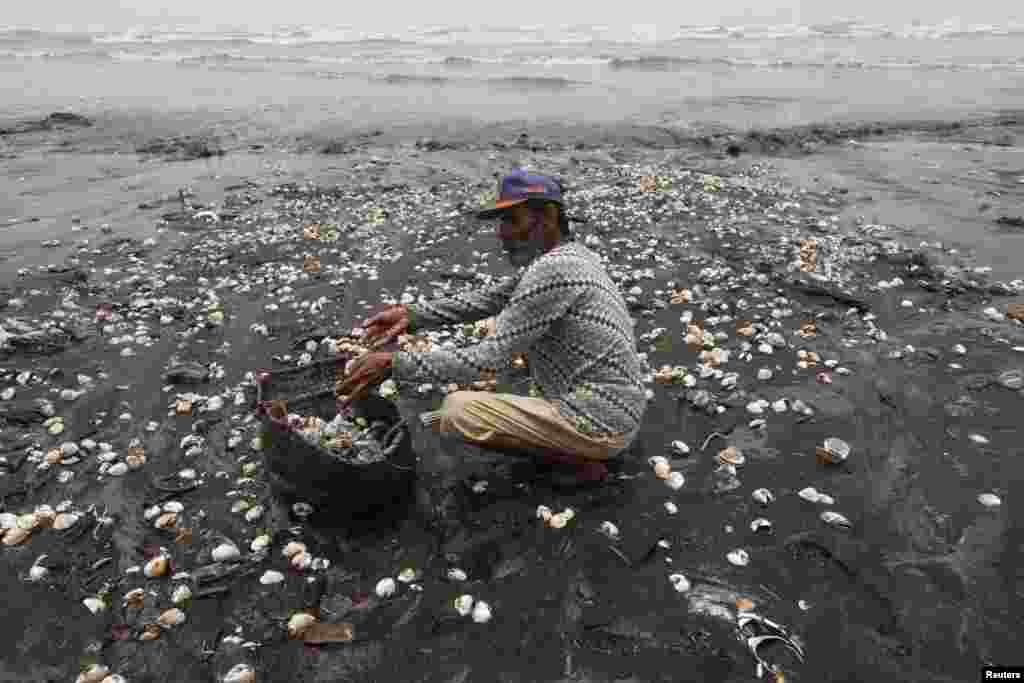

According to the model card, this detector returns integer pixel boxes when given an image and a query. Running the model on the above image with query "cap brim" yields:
[475,198,528,220]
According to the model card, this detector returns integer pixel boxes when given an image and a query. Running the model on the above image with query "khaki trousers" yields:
[421,391,629,462]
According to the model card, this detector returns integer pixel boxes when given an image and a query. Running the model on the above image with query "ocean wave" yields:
[374,73,450,85]
[485,76,582,89]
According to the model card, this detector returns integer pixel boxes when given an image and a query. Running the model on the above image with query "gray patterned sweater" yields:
[392,242,647,439]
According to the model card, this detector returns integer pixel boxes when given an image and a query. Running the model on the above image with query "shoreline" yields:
[1,111,1023,682]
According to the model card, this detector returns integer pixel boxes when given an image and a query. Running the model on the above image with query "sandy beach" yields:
[2,28,1024,680]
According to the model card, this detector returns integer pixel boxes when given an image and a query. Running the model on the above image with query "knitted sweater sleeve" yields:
[405,276,517,332]
[393,256,585,385]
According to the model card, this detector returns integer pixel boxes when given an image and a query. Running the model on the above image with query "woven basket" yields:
[248,357,416,527]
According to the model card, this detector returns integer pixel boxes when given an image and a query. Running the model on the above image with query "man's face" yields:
[496,205,545,268]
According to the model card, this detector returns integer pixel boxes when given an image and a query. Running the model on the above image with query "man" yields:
[336,168,647,484]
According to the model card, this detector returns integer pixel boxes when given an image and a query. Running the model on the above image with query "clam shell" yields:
[101,675,128,683]
[53,512,80,530]
[139,623,161,641]
[211,543,240,563]
[454,594,475,616]
[751,488,774,505]
[123,587,146,607]
[0,512,17,529]
[397,568,419,584]
[717,447,745,466]
[727,549,750,567]
[222,663,257,683]
[664,501,679,515]
[158,608,186,627]
[144,555,169,578]
[653,461,672,479]
[251,534,271,553]
[2,527,32,546]
[282,541,306,558]
[471,600,492,624]
[978,493,1002,508]
[17,513,40,530]
[668,573,691,593]
[598,521,620,540]
[290,551,312,570]
[375,577,397,598]
[154,512,178,530]
[816,437,850,465]
[83,597,107,614]
[820,511,852,529]
[536,505,553,522]
[260,570,285,585]
[446,568,468,582]
[750,518,773,533]
[172,584,192,604]
[670,440,690,455]
[288,612,317,638]
[76,664,111,683]
[665,471,685,490]
[797,487,822,503]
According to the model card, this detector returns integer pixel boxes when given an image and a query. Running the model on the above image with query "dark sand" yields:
[1,111,1023,683]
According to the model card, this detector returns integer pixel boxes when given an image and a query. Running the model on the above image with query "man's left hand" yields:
[336,352,393,408]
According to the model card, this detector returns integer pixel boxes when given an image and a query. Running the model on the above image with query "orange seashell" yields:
[736,598,756,612]
[717,447,745,466]
[2,526,31,546]
[303,255,321,273]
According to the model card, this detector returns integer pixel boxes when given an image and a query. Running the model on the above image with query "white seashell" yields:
[447,568,468,582]
[154,512,178,530]
[664,501,678,515]
[17,513,40,530]
[260,570,285,585]
[163,501,184,514]
[222,663,257,683]
[649,455,669,468]
[244,505,264,523]
[172,585,192,604]
[100,673,127,682]
[797,487,822,503]
[287,612,316,638]
[397,568,419,584]
[598,521,620,540]
[144,556,169,578]
[107,462,129,477]
[751,488,774,505]
[750,518,773,533]
[978,493,1002,508]
[548,512,571,529]
[250,534,271,553]
[968,433,990,445]
[454,594,475,616]
[76,664,111,683]
[471,600,492,624]
[0,512,17,529]
[53,512,80,530]
[665,471,685,490]
[212,543,241,563]
[670,440,690,455]
[820,511,852,529]
[83,596,107,614]
[375,577,397,599]
[158,608,186,628]
[668,573,691,593]
[144,505,162,521]
[726,549,750,567]
[290,551,312,571]
[28,562,48,582]
[757,368,773,381]
[536,505,553,522]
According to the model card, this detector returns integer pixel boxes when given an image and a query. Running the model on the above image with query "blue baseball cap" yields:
[476,168,565,219]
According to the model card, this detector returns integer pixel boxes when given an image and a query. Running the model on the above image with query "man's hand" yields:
[336,352,394,408]
[361,305,409,349]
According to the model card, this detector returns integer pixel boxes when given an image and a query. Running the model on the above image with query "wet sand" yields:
[1,111,1024,682]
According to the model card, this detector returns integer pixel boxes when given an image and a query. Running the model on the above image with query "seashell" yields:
[139,623,162,641]
[471,600,492,624]
[290,551,312,571]
[101,675,128,683]
[664,501,678,515]
[107,462,129,477]
[750,518,773,534]
[172,584,192,604]
[978,493,1002,508]
[968,433,989,445]
[816,437,850,465]
[144,555,169,578]
[736,598,756,612]
[163,501,184,514]
[717,447,745,466]
[375,577,397,599]
[668,573,691,593]
[260,570,285,585]
[598,521,620,540]
[158,608,186,628]
[175,399,193,415]
[817,494,835,506]
[648,455,669,468]
[250,534,271,553]
[751,488,774,505]
[53,512,80,530]
[222,663,257,683]
[797,487,822,503]
[282,541,307,558]
[288,612,317,638]
[726,549,750,567]
[447,568,468,582]
[77,664,111,683]
[28,560,49,582]
[0,512,16,529]
[757,368,773,381]
[670,440,690,455]
[212,543,241,563]
[154,512,178,530]
[665,471,685,490]
[820,511,852,529]
[123,587,146,608]
[548,512,572,529]
[17,513,40,530]
[244,505,264,523]
[536,505,553,522]
[454,594,475,616]
[397,568,419,584]
[83,596,107,614]
[3,527,32,546]
[653,461,672,479]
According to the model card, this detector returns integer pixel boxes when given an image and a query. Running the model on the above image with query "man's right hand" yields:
[361,305,409,349]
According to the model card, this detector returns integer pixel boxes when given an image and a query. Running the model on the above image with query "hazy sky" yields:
[5,0,1021,32]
